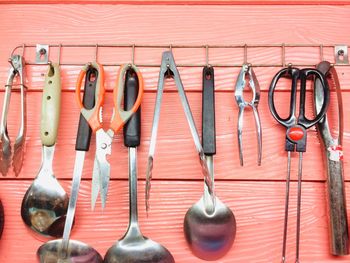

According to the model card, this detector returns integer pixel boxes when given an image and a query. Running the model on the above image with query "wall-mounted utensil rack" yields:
[10,43,350,68]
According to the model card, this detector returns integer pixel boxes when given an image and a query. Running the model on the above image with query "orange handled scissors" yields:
[76,62,144,209]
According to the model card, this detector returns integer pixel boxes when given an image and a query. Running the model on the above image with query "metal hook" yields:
[58,43,62,65]
[95,44,99,62]
[132,44,135,65]
[11,44,25,58]
[205,45,210,67]
[282,43,286,67]
[244,44,248,65]
[21,43,25,58]
[319,44,324,62]
[8,57,15,69]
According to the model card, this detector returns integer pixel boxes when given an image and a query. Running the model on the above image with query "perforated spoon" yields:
[104,68,174,263]
[21,63,68,237]
[37,65,102,262]
[184,66,236,260]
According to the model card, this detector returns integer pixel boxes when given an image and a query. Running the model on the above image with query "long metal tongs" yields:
[145,51,213,212]
[314,61,349,256]
[234,63,262,166]
[0,55,26,176]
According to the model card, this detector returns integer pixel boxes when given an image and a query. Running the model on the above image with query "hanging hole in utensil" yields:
[127,68,136,78]
[48,80,52,85]
[89,72,96,82]
[47,96,51,100]
[48,65,55,77]
[205,71,212,80]
[44,131,49,136]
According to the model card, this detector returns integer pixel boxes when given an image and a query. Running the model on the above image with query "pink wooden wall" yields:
[0,3,350,262]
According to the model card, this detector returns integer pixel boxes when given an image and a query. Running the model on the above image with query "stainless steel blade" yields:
[61,150,86,255]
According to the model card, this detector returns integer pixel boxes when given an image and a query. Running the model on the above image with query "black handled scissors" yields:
[268,67,330,263]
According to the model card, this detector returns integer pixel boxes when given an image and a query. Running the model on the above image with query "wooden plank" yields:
[0,4,349,263]
[1,65,350,92]
[0,5,350,65]
[1,91,349,181]
[1,6,350,91]
[0,180,349,262]
[1,0,350,5]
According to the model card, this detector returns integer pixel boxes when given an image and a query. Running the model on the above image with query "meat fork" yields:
[234,63,262,166]
[0,55,27,176]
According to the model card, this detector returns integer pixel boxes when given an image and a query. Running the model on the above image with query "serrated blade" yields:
[91,156,100,210]
[98,160,110,209]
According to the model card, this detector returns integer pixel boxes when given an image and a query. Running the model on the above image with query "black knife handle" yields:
[202,66,216,155]
[123,68,141,147]
[75,67,97,151]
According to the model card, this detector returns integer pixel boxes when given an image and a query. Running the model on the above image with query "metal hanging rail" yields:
[10,43,350,68]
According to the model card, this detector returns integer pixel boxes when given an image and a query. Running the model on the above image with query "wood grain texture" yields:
[1,0,350,5]
[0,180,350,263]
[0,3,350,262]
[2,65,350,92]
[1,91,350,182]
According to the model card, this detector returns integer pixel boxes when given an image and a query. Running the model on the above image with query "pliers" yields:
[234,63,262,166]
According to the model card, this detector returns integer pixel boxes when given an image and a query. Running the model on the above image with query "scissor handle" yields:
[268,67,329,130]
[110,64,144,133]
[75,62,105,132]
[268,67,299,128]
[298,68,330,129]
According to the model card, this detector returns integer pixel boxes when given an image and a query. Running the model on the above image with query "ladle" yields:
[104,68,174,263]
[21,63,68,237]
[37,65,103,262]
[184,66,236,260]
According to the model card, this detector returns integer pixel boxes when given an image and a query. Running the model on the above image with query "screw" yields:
[40,48,47,56]
[338,49,344,56]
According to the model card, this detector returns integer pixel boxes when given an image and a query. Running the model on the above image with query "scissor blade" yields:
[98,160,110,209]
[95,129,113,209]
[91,155,100,210]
